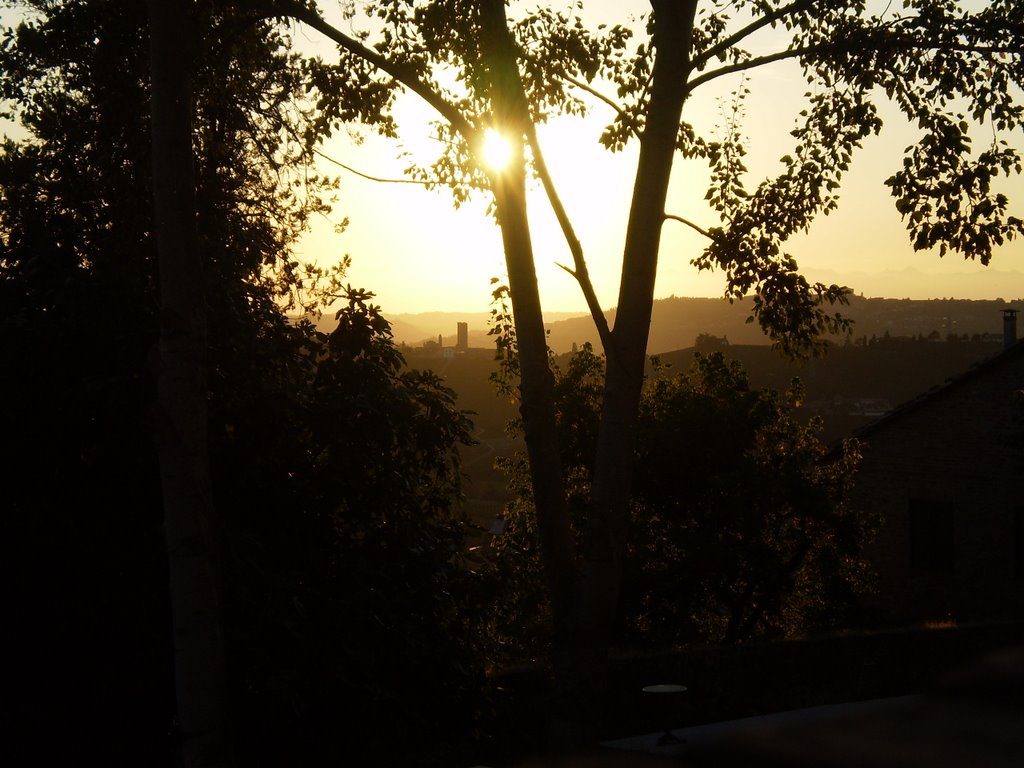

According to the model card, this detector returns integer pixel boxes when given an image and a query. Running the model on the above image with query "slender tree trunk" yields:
[478,1,596,752]
[478,0,576,636]
[481,0,702,753]
[493,171,576,620]
[148,2,232,765]
[552,1,700,751]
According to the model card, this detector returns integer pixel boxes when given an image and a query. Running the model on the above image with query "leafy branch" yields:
[558,70,641,141]
[690,0,814,73]
[273,0,475,139]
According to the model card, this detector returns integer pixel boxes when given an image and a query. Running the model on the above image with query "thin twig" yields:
[664,213,715,240]
[523,121,614,355]
[313,148,433,185]
[560,72,642,141]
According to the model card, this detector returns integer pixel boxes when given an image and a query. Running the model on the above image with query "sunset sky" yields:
[291,0,1023,316]
[1,1,1020,315]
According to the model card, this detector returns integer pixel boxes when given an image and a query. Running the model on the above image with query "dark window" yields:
[1015,507,1024,580]
[909,499,955,573]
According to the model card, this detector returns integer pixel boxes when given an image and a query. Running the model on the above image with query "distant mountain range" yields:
[803,266,1024,302]
[376,293,1023,355]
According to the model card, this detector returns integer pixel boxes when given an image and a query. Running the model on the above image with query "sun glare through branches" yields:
[481,127,513,172]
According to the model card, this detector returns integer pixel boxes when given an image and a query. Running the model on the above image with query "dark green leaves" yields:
[885,115,1023,262]
[682,1,1020,355]
[695,84,874,356]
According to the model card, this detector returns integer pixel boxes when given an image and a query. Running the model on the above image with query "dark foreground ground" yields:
[482,622,1024,767]
[603,643,1024,767]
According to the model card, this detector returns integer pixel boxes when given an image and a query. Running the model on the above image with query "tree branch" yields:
[687,45,816,91]
[689,37,1020,93]
[664,213,715,240]
[524,121,614,354]
[274,0,476,139]
[313,148,437,185]
[559,71,642,141]
[690,0,813,72]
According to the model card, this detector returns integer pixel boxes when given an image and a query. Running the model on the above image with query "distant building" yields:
[847,336,1024,627]
[457,321,468,351]
[694,332,730,352]
[1005,308,1019,350]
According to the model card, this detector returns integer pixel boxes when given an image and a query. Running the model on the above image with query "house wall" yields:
[852,344,1024,626]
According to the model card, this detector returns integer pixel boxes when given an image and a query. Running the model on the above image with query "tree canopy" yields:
[3,0,1022,762]
[484,347,875,659]
[1,2,481,765]
[268,0,1022,750]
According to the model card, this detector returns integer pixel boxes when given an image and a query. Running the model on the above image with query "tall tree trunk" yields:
[478,0,576,639]
[493,170,576,622]
[147,2,232,765]
[478,0,592,752]
[554,1,700,751]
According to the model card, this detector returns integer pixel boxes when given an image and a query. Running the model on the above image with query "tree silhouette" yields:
[147,1,232,764]
[2,2,478,764]
[629,353,874,645]
[484,348,874,657]
[268,0,1023,749]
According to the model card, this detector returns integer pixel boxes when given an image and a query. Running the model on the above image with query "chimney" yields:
[1004,308,1018,350]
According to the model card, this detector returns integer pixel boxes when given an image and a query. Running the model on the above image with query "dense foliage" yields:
[483,346,877,659]
[275,11,1023,751]
[627,353,874,644]
[4,0,1020,761]
[1,2,481,765]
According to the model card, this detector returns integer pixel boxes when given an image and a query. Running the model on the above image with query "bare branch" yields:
[523,121,614,354]
[560,72,642,141]
[274,0,476,139]
[688,45,815,91]
[664,213,715,240]
[313,148,434,185]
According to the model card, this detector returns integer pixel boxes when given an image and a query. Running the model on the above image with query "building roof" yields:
[839,338,1024,445]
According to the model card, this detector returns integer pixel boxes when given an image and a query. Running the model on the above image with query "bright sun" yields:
[481,128,513,171]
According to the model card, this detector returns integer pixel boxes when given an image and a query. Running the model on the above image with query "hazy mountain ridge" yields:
[317,309,582,349]
[542,294,1022,355]
[320,291,1023,354]
[804,266,1024,302]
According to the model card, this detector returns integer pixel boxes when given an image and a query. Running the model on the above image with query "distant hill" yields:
[316,309,583,349]
[311,295,1022,355]
[542,295,1022,354]
[804,266,1024,302]
[402,333,1010,523]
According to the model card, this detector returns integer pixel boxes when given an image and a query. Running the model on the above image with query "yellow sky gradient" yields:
[291,1,1024,316]
[1,2,1020,316]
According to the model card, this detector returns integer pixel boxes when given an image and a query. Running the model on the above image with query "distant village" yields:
[435,306,1024,635]
[384,295,1023,355]
[401,321,495,361]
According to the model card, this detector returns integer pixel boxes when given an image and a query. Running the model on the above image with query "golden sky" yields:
[293,1,1023,315]
[1,2,1020,315]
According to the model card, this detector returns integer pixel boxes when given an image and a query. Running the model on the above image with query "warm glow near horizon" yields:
[291,1,1023,318]
[3,2,1018,317]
